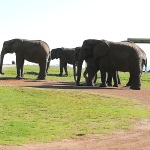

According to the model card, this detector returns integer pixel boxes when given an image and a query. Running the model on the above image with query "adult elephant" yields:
[77,39,143,90]
[0,39,51,80]
[51,47,75,76]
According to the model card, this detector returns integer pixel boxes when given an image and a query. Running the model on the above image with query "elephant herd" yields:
[0,38,147,90]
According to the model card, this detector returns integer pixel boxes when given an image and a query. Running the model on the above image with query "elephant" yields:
[51,47,75,76]
[0,39,51,80]
[76,39,144,90]
[73,46,120,86]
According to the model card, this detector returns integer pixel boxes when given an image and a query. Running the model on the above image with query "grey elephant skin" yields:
[77,39,144,90]
[0,39,51,80]
[51,47,75,76]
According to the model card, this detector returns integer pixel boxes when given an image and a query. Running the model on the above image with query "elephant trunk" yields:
[46,52,51,73]
[0,53,5,74]
[73,61,77,82]
[76,59,83,85]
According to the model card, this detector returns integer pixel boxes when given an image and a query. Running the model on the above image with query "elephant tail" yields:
[145,58,147,72]
[46,52,51,73]
[0,54,4,74]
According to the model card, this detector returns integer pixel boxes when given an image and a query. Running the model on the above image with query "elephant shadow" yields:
[47,74,68,77]
[0,77,15,80]
[26,72,69,77]
[27,72,61,77]
[47,73,58,76]
[26,72,38,75]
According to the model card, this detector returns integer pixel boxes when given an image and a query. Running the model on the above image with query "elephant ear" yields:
[4,40,13,48]
[74,47,81,61]
[82,39,100,58]
[2,40,14,53]
[11,39,23,53]
[93,40,109,59]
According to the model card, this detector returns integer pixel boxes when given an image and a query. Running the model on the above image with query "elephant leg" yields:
[117,72,121,85]
[16,65,22,79]
[83,65,93,85]
[59,67,63,76]
[112,71,119,87]
[37,59,47,80]
[130,73,141,90]
[126,72,132,86]
[85,61,99,86]
[59,60,63,76]
[83,68,88,84]
[87,59,100,86]
[16,54,23,79]
[107,72,112,86]
[100,70,107,87]
[93,73,97,85]
[20,59,24,78]
[87,69,98,86]
[64,63,68,76]
[76,59,84,86]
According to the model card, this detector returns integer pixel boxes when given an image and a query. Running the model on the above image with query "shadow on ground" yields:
[0,77,130,90]
[23,80,126,90]
[0,77,15,80]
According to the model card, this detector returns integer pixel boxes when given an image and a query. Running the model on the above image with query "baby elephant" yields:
[51,47,75,76]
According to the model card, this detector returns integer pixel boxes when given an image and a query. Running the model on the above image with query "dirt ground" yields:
[0,78,150,150]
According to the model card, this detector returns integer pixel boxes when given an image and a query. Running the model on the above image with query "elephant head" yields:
[0,41,11,74]
[51,48,64,60]
[76,39,100,85]
[0,39,22,74]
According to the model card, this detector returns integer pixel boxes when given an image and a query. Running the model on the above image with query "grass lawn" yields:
[0,65,150,145]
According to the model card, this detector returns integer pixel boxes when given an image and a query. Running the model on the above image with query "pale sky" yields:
[0,0,150,67]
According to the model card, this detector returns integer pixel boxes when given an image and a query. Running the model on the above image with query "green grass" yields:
[0,65,150,145]
[2,65,150,88]
[0,86,150,145]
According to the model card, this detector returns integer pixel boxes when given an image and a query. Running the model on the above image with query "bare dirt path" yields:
[0,78,150,150]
